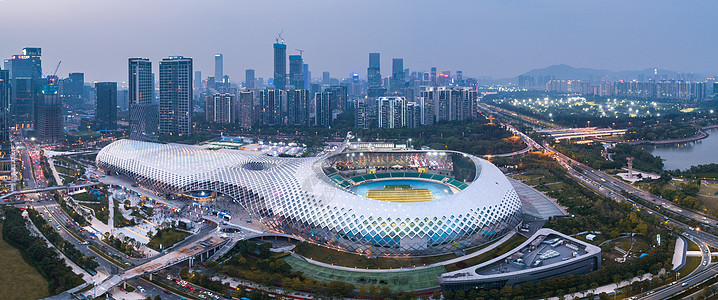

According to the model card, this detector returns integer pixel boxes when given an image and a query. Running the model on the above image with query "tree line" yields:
[2,206,85,295]
[27,208,99,272]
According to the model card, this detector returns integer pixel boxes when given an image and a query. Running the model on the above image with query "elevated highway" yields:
[80,234,228,298]
[1,182,101,200]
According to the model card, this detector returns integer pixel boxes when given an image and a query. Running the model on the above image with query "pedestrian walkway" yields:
[510,178,567,219]
[550,271,665,300]
[673,237,686,271]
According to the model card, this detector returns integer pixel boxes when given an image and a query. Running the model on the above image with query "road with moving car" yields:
[479,109,718,298]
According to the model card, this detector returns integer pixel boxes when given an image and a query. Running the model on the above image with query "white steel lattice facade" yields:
[96,140,522,256]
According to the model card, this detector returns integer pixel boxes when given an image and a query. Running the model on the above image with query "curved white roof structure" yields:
[97,139,522,256]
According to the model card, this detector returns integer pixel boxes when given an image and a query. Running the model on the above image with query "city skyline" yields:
[1,0,717,84]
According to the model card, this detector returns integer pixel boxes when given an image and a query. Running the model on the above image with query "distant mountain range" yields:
[515,64,707,82]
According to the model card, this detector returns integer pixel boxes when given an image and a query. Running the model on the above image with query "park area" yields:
[698,182,718,211]
[0,223,50,299]
[147,228,191,251]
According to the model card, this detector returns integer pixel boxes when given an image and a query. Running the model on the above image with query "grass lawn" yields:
[686,238,701,251]
[293,237,497,269]
[73,191,104,202]
[680,256,702,277]
[698,182,718,212]
[55,165,82,177]
[147,228,191,251]
[82,202,109,224]
[0,223,50,299]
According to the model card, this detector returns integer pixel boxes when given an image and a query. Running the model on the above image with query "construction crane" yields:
[295,49,304,56]
[52,61,62,77]
[275,30,284,44]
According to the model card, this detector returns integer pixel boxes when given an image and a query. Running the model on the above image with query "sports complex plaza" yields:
[97,139,600,289]
[97,139,523,256]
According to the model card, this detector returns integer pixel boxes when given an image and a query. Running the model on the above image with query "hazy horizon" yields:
[2,0,716,84]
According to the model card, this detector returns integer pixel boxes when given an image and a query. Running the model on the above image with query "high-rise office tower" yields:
[322,72,330,85]
[0,70,9,181]
[36,76,63,144]
[367,53,385,98]
[303,64,310,90]
[259,89,285,126]
[368,53,381,88]
[95,82,117,131]
[245,69,255,89]
[438,71,451,86]
[128,58,157,141]
[289,55,304,89]
[118,90,129,111]
[207,76,216,90]
[194,71,202,90]
[456,71,463,86]
[287,89,310,126]
[0,71,9,140]
[159,56,193,136]
[378,96,406,128]
[391,58,404,93]
[350,73,362,97]
[237,90,254,128]
[314,91,332,127]
[273,43,287,90]
[205,93,235,124]
[63,72,84,108]
[215,54,223,81]
[4,47,42,129]
[430,67,437,86]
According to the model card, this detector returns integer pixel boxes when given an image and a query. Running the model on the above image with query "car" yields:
[137,286,145,293]
[704,261,708,266]
[163,289,171,295]
[681,282,688,287]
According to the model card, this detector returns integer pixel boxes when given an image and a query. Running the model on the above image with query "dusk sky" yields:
[1,0,716,84]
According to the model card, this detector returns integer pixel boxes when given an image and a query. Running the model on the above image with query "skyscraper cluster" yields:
[200,38,355,129]
[4,47,42,129]
[0,41,482,151]
[355,53,477,129]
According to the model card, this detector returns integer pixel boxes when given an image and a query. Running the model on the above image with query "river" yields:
[642,128,718,171]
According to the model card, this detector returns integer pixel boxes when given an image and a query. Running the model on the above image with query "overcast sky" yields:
[1,0,716,84]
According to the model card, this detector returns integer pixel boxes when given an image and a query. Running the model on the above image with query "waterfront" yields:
[643,128,718,171]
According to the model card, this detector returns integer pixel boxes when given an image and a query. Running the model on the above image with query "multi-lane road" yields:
[479,107,718,298]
